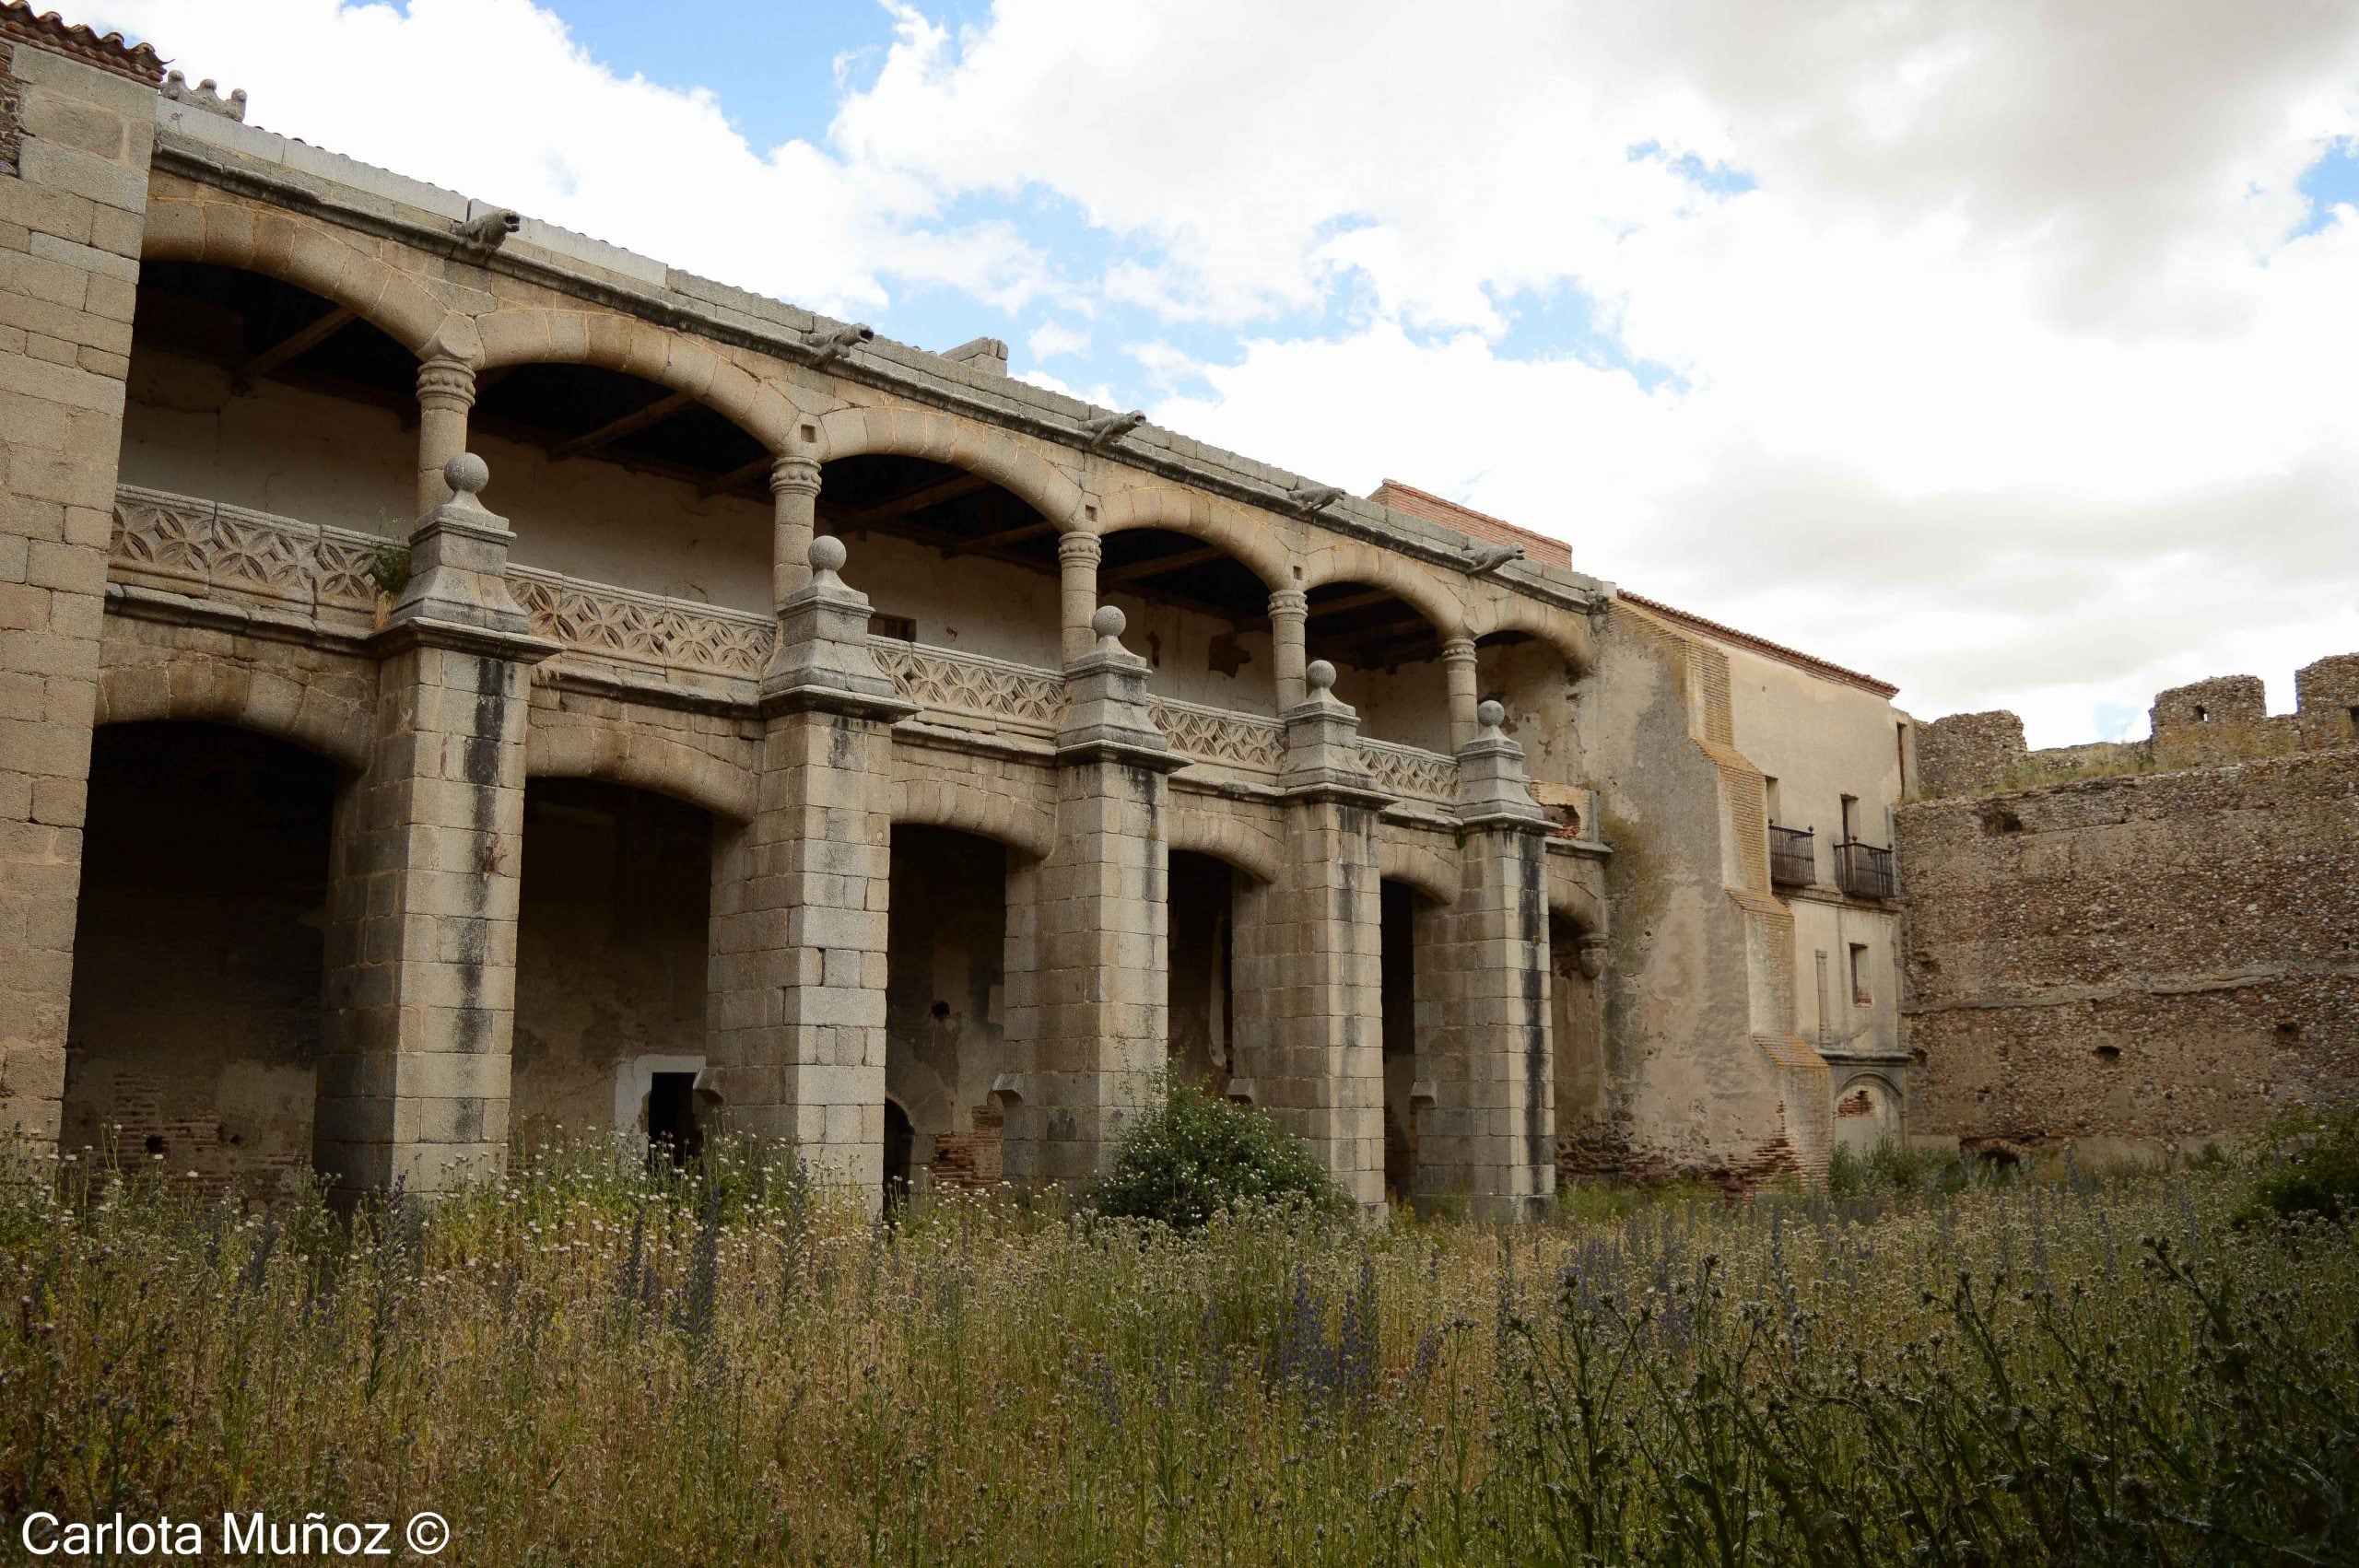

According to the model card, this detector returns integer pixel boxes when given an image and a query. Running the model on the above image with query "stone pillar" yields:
[1004,606,1177,1183]
[1058,532,1102,667]
[414,357,475,514]
[0,33,157,1142]
[769,456,820,608]
[1442,636,1481,754]
[1269,588,1309,713]
[1232,661,1389,1212]
[1419,700,1555,1220]
[706,536,914,1204]
[316,456,555,1199]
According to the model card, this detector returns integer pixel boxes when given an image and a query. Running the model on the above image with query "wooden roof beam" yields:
[235,305,356,387]
[548,390,696,462]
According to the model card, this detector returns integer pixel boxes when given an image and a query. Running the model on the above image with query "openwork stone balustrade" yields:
[106,486,1463,793]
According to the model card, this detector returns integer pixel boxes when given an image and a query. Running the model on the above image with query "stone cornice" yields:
[152,135,1603,614]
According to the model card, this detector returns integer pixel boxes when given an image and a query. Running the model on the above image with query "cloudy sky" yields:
[91,0,2359,744]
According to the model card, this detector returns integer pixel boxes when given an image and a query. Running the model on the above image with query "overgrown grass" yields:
[3,1138,2353,1564]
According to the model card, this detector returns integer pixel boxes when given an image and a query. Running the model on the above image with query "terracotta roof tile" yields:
[1,3,163,84]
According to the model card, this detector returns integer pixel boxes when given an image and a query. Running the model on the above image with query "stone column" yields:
[769,456,820,607]
[706,536,914,1204]
[1269,588,1309,713]
[1442,636,1481,754]
[0,37,157,1144]
[1231,661,1389,1212]
[415,357,476,515]
[1004,606,1178,1183]
[316,455,556,1199]
[1058,532,1102,667]
[1418,700,1555,1220]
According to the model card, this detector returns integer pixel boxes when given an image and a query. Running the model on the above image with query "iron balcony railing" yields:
[1768,825,1816,888]
[1834,839,1896,901]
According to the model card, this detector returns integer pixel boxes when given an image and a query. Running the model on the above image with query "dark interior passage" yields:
[1380,879,1426,1203]
[512,778,713,1144]
[1168,851,1238,1092]
[65,723,337,1195]
[886,825,1009,1193]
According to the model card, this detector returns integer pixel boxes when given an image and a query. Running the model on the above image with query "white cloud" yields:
[1025,321,1090,361]
[92,0,2359,746]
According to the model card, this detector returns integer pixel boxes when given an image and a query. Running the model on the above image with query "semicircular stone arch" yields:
[1472,590,1596,676]
[1164,798,1283,885]
[813,404,1086,532]
[1299,539,1472,649]
[1375,827,1461,907]
[140,196,448,358]
[524,719,759,825]
[890,777,1057,862]
[95,654,373,775]
[474,308,801,456]
[1094,486,1296,596]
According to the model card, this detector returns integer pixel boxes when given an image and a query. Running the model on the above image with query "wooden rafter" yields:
[946,519,1057,556]
[1103,544,1229,584]
[821,471,995,531]
[236,306,356,385]
[548,390,695,462]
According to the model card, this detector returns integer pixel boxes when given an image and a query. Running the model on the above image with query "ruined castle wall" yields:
[1899,724,2359,1152]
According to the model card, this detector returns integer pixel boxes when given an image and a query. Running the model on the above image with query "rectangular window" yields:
[1839,793,1860,841]
[1849,943,1872,1006]
[869,612,917,642]
[1764,775,1781,825]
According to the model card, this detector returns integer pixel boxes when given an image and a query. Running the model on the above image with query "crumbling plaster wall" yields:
[1573,602,1822,1183]
[1898,714,2359,1153]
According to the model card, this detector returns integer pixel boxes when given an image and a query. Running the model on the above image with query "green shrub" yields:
[2242,1106,2359,1226]
[1088,1076,1351,1229]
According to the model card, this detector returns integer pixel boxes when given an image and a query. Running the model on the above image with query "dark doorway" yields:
[1168,851,1237,1091]
[1380,880,1427,1203]
[884,1099,916,1209]
[646,1071,701,1165]
[65,722,337,1197]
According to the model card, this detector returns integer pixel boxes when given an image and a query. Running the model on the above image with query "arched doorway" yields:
[65,722,339,1195]
[1834,1075,1902,1156]
[1550,917,1610,1173]
[1380,878,1438,1203]
[511,778,715,1153]
[884,1099,916,1209]
[1168,851,1242,1093]
[886,825,1012,1195]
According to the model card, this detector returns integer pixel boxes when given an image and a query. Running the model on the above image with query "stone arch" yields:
[1546,866,1605,937]
[95,658,371,774]
[1164,799,1282,884]
[891,778,1056,861]
[1096,486,1295,595]
[813,404,1086,529]
[1473,591,1596,676]
[1832,1071,1905,1152]
[1300,542,1470,649]
[1375,827,1461,906]
[140,196,448,357]
[475,308,801,455]
[524,720,757,825]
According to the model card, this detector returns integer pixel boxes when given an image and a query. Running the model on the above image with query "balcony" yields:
[1768,825,1815,889]
[1833,839,1896,901]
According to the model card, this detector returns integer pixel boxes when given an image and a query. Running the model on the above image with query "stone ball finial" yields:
[808,534,847,573]
[1477,698,1507,730]
[1091,605,1127,641]
[444,452,489,498]
[1306,659,1337,693]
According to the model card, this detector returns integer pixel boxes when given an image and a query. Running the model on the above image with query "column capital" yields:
[769,455,822,497]
[1057,530,1104,567]
[1441,635,1478,665]
[1268,587,1309,619]
[415,356,476,413]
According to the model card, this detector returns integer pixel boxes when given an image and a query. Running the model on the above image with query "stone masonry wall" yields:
[0,23,155,1140]
[1901,663,2359,1151]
